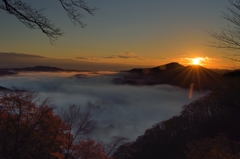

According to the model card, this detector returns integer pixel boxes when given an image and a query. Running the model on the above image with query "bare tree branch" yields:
[0,0,97,43]
[105,136,129,159]
[58,0,97,27]
[60,105,97,158]
[208,0,240,60]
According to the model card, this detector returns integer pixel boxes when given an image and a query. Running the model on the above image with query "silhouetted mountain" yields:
[128,62,184,74]
[114,62,225,91]
[0,66,83,73]
[0,70,17,76]
[0,66,66,76]
[221,69,240,89]
[12,66,64,72]
[223,70,240,77]
[0,86,11,91]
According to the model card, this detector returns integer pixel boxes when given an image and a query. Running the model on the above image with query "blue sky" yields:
[0,0,235,69]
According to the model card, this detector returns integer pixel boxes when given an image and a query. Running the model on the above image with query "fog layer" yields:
[0,72,209,142]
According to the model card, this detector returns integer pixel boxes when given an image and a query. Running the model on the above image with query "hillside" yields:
[0,86,11,91]
[113,62,225,91]
[113,87,240,159]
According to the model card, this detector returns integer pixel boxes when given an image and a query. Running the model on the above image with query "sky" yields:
[0,0,238,70]
[0,72,209,142]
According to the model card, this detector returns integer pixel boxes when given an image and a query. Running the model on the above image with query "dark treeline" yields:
[113,87,240,159]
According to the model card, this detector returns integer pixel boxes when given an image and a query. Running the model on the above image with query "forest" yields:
[0,89,127,159]
[113,86,240,159]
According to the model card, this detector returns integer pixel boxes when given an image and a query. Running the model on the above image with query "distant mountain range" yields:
[0,66,75,91]
[0,66,66,75]
[113,62,231,91]
[0,63,239,91]
[0,66,81,77]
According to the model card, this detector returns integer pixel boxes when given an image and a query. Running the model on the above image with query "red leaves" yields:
[0,89,111,159]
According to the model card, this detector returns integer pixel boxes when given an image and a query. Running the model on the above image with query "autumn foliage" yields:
[73,139,108,159]
[0,90,107,159]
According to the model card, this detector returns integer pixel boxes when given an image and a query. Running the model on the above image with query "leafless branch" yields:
[105,136,129,159]
[0,0,97,43]
[208,0,240,60]
[60,104,97,158]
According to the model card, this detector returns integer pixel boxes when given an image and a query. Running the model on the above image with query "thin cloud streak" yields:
[76,57,99,61]
[0,72,209,142]
[0,52,46,58]
[105,52,143,59]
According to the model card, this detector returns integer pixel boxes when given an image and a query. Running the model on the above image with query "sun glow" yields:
[181,56,216,68]
[191,57,202,65]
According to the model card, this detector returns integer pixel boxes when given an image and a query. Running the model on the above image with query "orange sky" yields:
[0,1,238,70]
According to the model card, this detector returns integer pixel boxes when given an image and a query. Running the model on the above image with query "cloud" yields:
[0,72,209,142]
[105,52,143,59]
[0,52,45,59]
[228,53,240,57]
[76,57,99,61]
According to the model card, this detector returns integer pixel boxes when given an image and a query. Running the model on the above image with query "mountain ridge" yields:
[113,62,226,91]
[0,66,84,77]
[0,63,237,91]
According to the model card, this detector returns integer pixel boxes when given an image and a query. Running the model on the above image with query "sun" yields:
[183,56,211,67]
[191,58,201,65]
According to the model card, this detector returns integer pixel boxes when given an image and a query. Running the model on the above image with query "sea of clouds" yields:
[0,71,209,142]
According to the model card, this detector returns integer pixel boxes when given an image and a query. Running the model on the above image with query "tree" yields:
[105,136,129,159]
[113,142,136,159]
[0,90,102,159]
[0,0,97,42]
[0,89,67,158]
[208,0,240,61]
[73,139,107,159]
[113,88,240,159]
[186,134,240,159]
[60,105,97,159]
